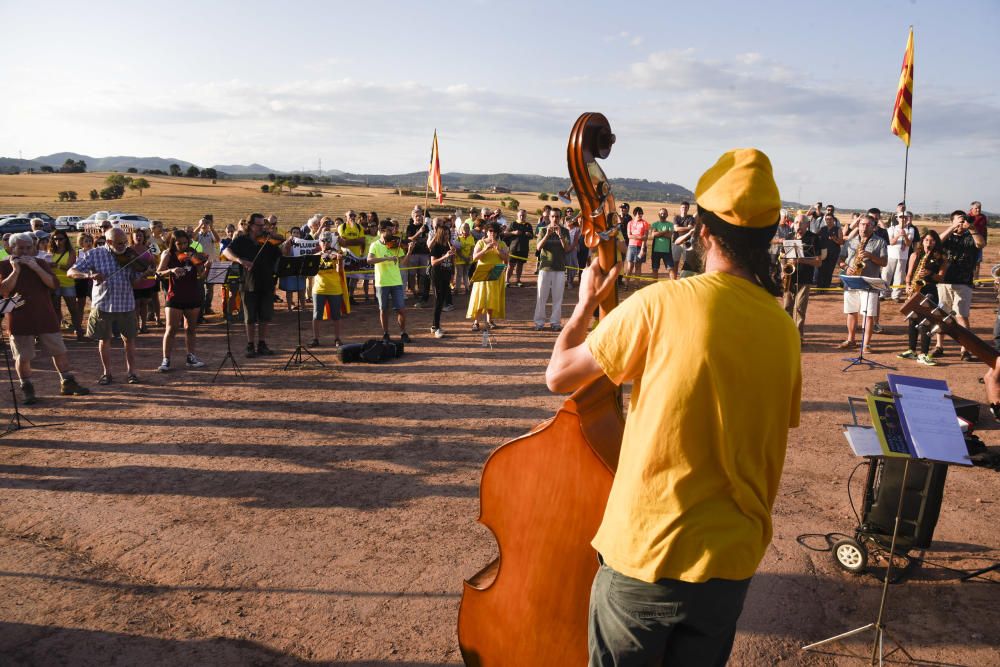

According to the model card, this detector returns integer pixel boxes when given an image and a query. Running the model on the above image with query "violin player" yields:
[221,212,283,358]
[68,227,150,385]
[546,150,801,666]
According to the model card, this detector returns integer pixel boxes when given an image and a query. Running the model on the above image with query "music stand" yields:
[277,254,324,370]
[210,263,244,383]
[803,376,971,665]
[840,275,893,372]
[0,296,64,437]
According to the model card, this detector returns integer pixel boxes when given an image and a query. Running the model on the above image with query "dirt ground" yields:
[1,267,1000,666]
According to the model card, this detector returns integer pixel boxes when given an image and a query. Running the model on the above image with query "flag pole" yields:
[424,129,434,215]
[902,144,909,208]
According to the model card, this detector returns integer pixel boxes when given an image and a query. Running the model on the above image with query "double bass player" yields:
[546,149,801,666]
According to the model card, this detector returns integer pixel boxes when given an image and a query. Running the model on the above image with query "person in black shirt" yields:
[428,220,455,338]
[504,209,533,287]
[405,209,431,306]
[815,213,844,288]
[937,210,985,360]
[221,212,282,357]
[780,215,823,339]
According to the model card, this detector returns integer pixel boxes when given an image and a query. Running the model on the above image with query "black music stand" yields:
[210,264,245,383]
[277,254,324,370]
[0,296,64,437]
[840,275,893,372]
[803,377,971,665]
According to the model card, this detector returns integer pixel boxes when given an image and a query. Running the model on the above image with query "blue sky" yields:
[2,0,998,211]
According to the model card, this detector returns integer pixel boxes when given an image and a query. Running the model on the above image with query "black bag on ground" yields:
[339,339,405,364]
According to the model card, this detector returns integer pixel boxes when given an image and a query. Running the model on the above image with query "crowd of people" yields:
[0,197,990,406]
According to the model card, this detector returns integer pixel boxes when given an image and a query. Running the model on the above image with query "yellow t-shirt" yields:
[455,235,475,265]
[313,259,343,295]
[587,272,801,584]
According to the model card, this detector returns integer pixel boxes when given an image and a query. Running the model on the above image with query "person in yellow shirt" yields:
[310,231,350,347]
[546,149,801,666]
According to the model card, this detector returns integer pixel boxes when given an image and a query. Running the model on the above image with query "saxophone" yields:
[846,236,868,276]
[909,252,929,294]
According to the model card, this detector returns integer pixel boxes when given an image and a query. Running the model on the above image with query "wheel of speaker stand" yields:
[833,538,868,574]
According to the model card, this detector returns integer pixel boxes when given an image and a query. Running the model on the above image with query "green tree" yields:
[201,167,218,179]
[100,184,125,200]
[40,165,54,173]
[260,184,270,193]
[129,178,151,197]
[169,163,182,177]
[89,189,100,200]
[105,173,132,188]
[185,165,200,177]
[267,173,276,182]
[127,167,138,173]
[539,192,550,201]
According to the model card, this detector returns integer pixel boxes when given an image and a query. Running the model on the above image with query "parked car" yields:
[0,217,34,234]
[55,215,82,230]
[107,213,152,230]
[75,211,117,231]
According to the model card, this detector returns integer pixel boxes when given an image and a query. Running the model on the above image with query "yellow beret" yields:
[694,148,781,229]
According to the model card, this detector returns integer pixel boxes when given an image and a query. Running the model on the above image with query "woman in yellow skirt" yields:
[467,221,509,331]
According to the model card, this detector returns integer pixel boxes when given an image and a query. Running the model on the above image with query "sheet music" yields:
[895,384,970,465]
[844,426,883,457]
[205,263,233,285]
[781,239,805,259]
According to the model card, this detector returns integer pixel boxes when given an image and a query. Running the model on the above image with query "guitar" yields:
[899,292,999,366]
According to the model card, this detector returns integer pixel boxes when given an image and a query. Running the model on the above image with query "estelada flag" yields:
[891,27,914,147]
[428,130,443,203]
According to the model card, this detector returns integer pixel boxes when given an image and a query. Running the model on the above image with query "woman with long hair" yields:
[155,230,207,372]
[898,230,948,365]
[130,228,158,333]
[428,219,456,338]
[466,221,509,332]
[48,230,86,340]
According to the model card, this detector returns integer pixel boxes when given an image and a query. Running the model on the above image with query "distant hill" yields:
[0,153,693,203]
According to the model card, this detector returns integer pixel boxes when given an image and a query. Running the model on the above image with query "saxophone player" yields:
[836,214,888,353]
[781,214,823,340]
[898,230,947,365]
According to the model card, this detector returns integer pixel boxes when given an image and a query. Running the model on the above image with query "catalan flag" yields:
[890,28,914,147]
[428,130,443,203]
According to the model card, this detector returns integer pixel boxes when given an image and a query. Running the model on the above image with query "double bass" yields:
[457,113,625,665]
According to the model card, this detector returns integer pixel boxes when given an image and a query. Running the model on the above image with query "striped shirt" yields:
[72,246,139,313]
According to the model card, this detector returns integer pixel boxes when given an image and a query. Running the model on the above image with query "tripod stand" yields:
[212,275,245,383]
[277,254,324,370]
[0,301,63,437]
[840,276,893,372]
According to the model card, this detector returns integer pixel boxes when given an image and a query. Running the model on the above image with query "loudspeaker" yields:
[863,458,947,551]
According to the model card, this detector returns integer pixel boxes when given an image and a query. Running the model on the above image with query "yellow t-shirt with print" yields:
[313,258,343,296]
[455,235,476,265]
[587,271,801,584]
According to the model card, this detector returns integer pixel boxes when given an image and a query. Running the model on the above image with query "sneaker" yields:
[382,332,391,343]
[930,346,945,358]
[20,381,37,405]
[400,332,412,343]
[443,304,455,312]
[257,341,275,356]
[551,324,563,332]
[60,376,90,396]
[533,323,544,331]
[246,343,258,358]
[333,338,342,348]
[872,324,884,334]
[412,301,426,309]
[186,353,206,369]
[897,349,916,359]
[917,354,938,366]
[961,350,975,362]
[157,358,171,372]
[308,338,320,348]
[434,328,445,339]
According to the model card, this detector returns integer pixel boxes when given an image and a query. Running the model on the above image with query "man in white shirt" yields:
[883,211,916,301]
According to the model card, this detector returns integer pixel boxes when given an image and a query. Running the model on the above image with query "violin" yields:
[176,250,209,266]
[458,114,625,666]
[113,247,152,272]
[256,231,285,246]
